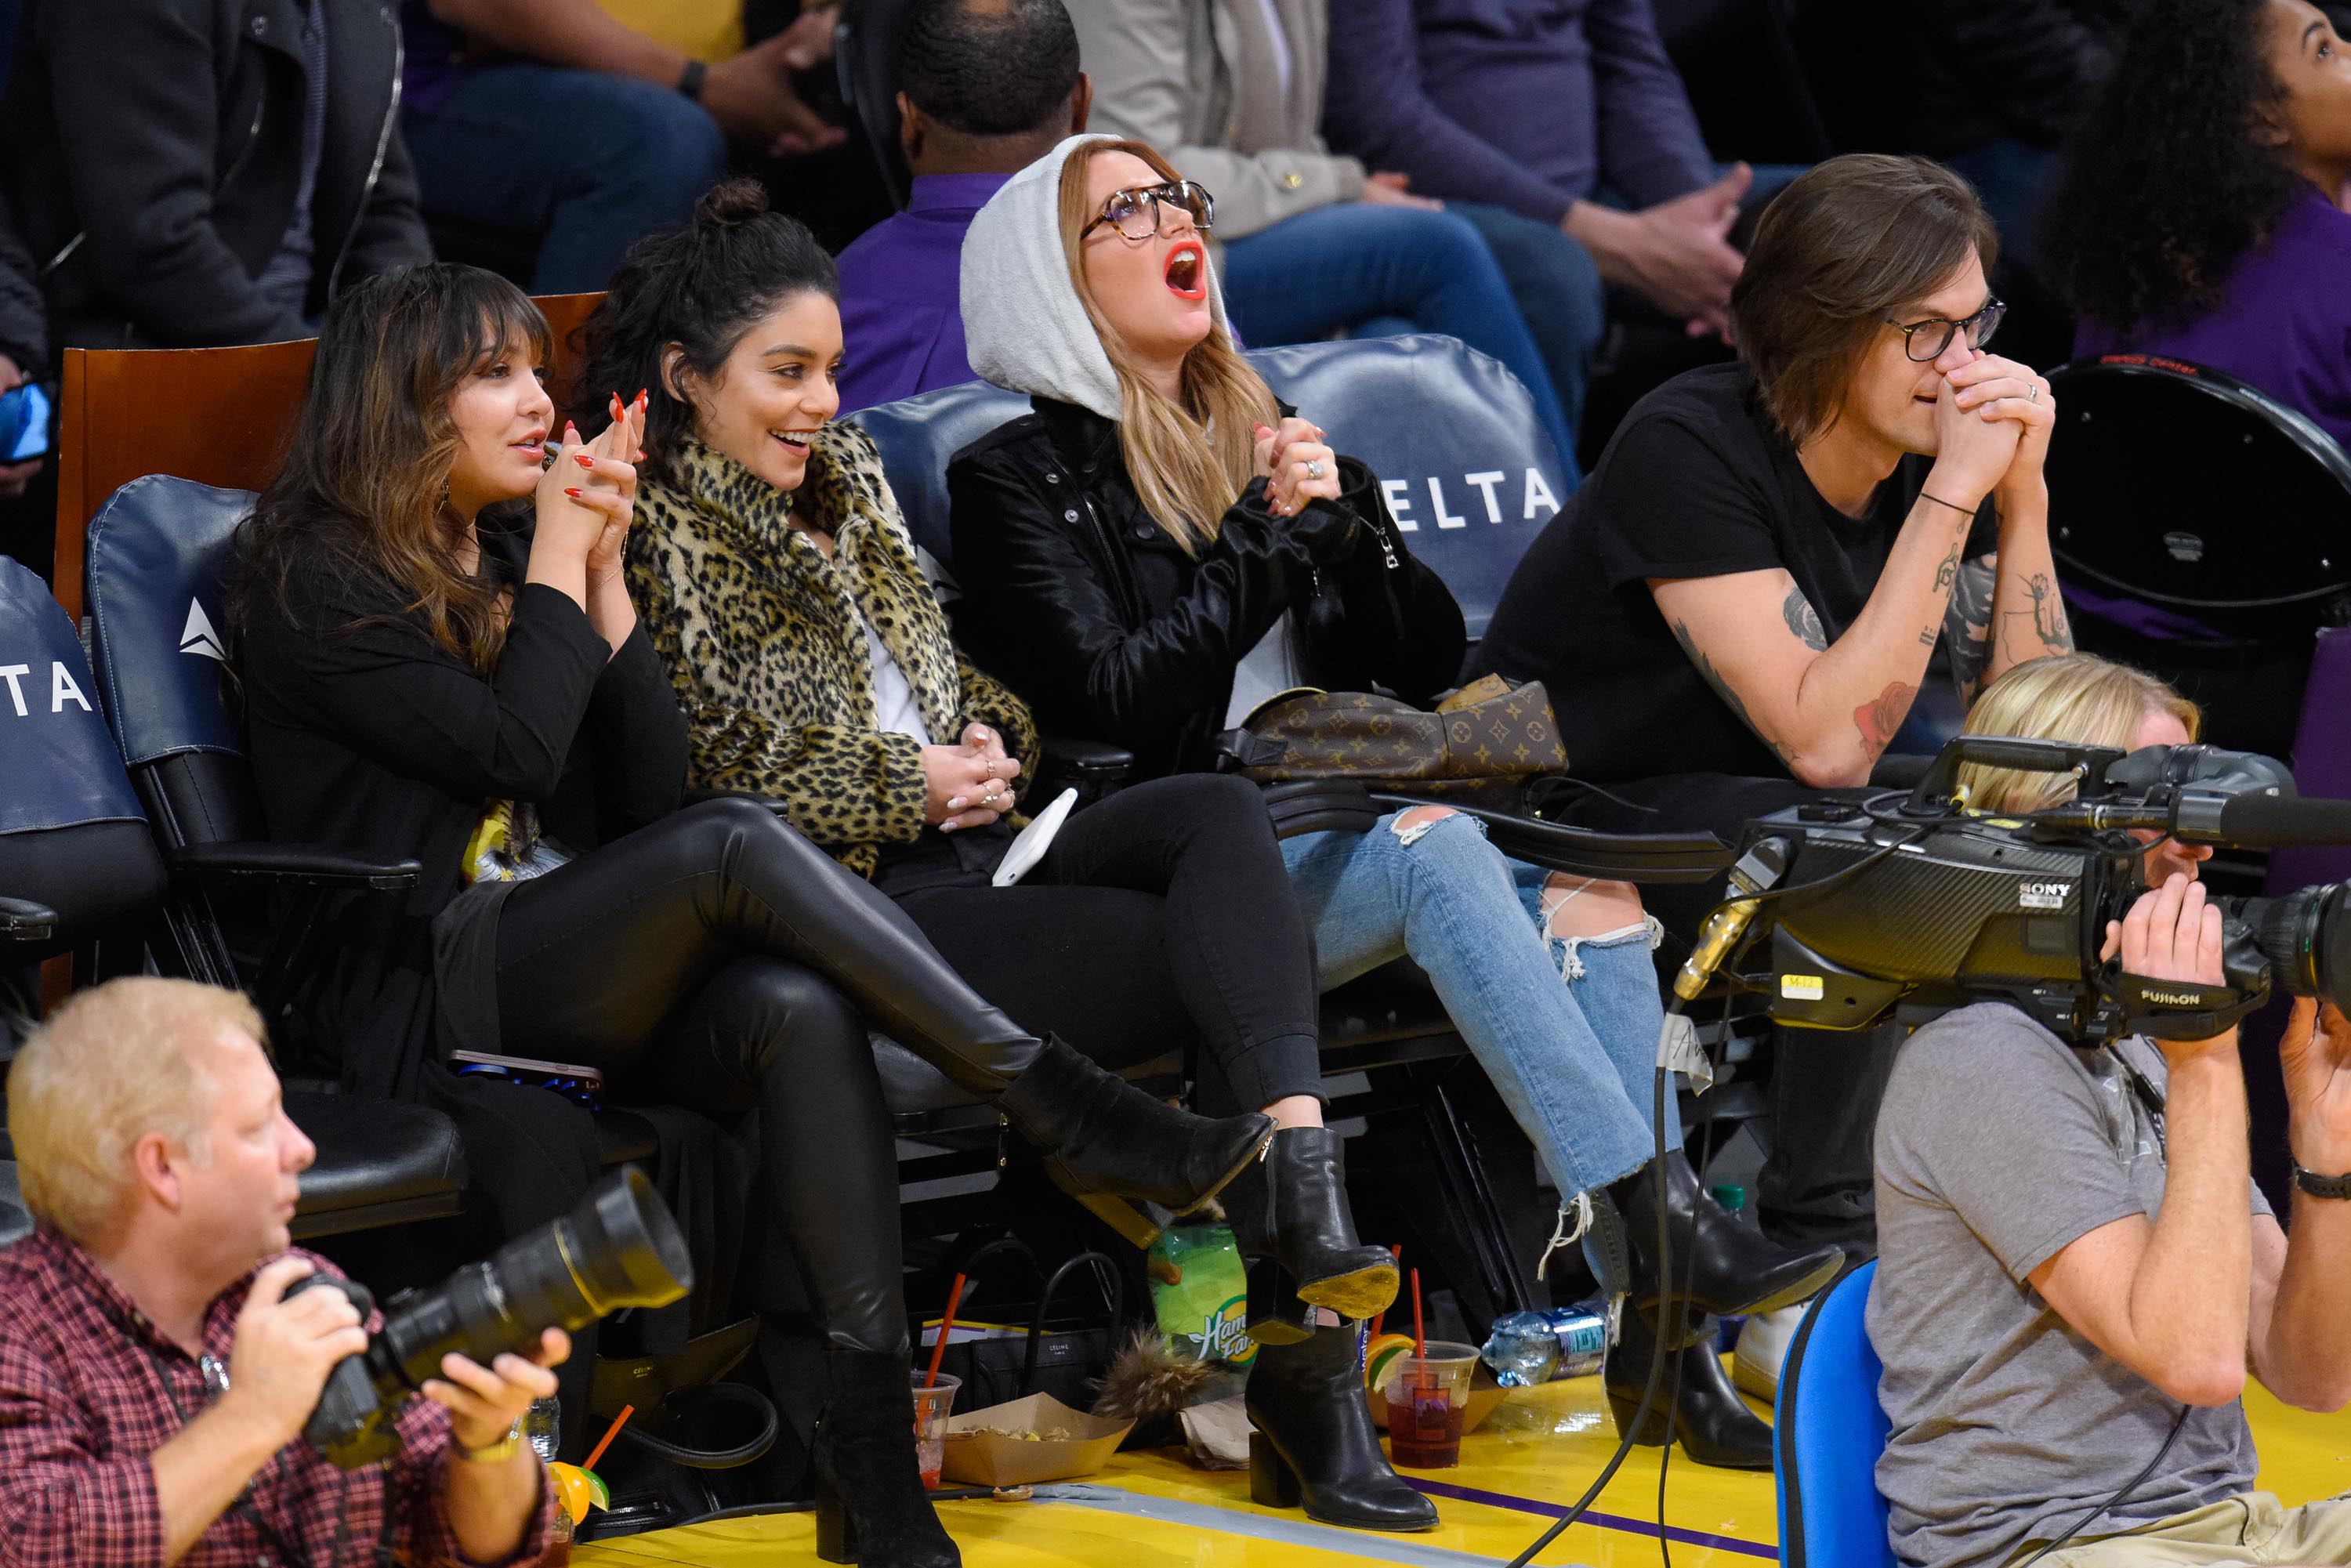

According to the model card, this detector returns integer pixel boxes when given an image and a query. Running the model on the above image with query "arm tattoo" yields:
[1782,585,1828,652]
[1933,537,1962,592]
[1998,570,2074,661]
[1853,680,1919,763]
[1945,558,1997,704]
[1672,617,1797,768]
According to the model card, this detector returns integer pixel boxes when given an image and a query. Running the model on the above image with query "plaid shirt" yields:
[0,1229,554,1567]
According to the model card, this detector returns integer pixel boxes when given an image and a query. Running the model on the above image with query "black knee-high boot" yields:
[692,801,1276,1238]
[1603,1305,1773,1469]
[1607,1149,1842,1327]
[1219,1127,1399,1342]
[1245,1326,1440,1533]
[813,1348,961,1567]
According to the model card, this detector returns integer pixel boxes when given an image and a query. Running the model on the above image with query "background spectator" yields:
[400,0,845,293]
[834,0,1091,412]
[1067,0,1578,469]
[1322,0,1787,465]
[1,0,432,349]
[2047,0,2351,448]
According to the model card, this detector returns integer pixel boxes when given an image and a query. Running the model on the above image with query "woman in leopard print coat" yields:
[589,183,1400,1347]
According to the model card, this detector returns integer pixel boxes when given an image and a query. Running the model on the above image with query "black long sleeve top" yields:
[236,518,686,1098]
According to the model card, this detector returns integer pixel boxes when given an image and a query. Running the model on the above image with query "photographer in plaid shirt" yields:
[0,978,563,1566]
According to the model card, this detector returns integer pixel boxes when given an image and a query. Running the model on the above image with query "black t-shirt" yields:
[1473,363,1996,784]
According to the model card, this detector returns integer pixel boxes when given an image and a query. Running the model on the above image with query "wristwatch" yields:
[2292,1162,2351,1200]
[677,58,707,101]
[456,1418,525,1465]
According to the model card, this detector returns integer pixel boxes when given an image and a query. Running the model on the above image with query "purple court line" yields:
[1406,1477,1780,1561]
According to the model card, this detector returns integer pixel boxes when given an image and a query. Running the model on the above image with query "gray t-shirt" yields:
[1869,1002,2271,1568]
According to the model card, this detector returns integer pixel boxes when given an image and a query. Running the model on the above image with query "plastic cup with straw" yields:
[1386,1266,1476,1468]
[912,1273,968,1489]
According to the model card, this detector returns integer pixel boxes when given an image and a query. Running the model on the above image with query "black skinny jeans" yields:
[493,797,1064,1353]
[886,774,1324,1117]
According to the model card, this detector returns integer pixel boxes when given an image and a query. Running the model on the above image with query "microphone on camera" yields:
[2208,791,2351,848]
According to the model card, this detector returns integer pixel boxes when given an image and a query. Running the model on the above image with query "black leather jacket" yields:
[947,397,1465,779]
[2,0,429,349]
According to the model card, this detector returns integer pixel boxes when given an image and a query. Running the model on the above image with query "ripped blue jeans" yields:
[1281,809,1678,1204]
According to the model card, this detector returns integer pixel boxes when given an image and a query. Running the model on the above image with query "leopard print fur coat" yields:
[629,425,1037,878]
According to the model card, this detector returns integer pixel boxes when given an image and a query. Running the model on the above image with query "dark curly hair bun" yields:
[578,179,839,481]
[695,177,773,229]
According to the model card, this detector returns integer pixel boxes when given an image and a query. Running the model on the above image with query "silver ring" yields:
[1305,459,1325,480]
[2027,384,2041,403]
[983,757,995,777]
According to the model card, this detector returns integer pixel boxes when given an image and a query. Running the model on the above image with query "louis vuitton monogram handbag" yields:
[1212,675,1569,807]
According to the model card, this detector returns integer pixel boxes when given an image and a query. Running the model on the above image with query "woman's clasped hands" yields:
[1253,418,1340,518]
[926,722,1023,833]
[538,390,649,582]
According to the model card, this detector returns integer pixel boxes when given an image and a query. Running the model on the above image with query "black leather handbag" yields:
[933,1241,1130,1414]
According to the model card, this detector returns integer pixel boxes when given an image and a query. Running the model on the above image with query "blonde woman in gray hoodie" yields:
[948,136,1850,1497]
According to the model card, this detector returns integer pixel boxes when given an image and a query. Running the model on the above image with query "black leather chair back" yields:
[2045,357,2351,643]
[852,334,1567,639]
[0,555,166,952]
[82,476,266,851]
[835,0,919,211]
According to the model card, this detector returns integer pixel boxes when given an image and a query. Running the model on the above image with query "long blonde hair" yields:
[1057,139,1281,555]
[1958,654,2202,814]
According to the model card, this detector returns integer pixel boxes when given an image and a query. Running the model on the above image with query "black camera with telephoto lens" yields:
[287,1168,694,1468]
[1672,737,2351,1044]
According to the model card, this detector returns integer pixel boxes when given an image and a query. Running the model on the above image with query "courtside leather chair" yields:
[855,332,1570,642]
[79,477,473,1240]
[1775,1261,1896,1568]
[2045,356,2351,649]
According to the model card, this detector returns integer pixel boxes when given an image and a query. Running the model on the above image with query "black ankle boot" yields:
[1603,1306,1773,1470]
[1607,1152,1842,1323]
[812,1349,961,1567]
[994,1037,1274,1245]
[1245,1326,1439,1532]
[1223,1127,1399,1338]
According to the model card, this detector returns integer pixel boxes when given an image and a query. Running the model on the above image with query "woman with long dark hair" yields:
[230,263,1272,1568]
[585,183,1398,1348]
[2045,0,2351,446]
[945,136,1848,1490]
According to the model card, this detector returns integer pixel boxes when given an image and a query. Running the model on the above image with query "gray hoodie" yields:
[960,133,1235,422]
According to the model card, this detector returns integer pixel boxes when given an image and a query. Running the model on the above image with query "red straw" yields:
[923,1273,969,1389]
[581,1403,634,1472]
[1410,1268,1426,1360]
[1370,1244,1403,1338]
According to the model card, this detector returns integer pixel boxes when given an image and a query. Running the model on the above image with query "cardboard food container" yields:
[1367,1361,1509,1435]
[940,1392,1136,1487]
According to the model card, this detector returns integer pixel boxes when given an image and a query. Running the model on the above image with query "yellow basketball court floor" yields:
[574,1364,2351,1566]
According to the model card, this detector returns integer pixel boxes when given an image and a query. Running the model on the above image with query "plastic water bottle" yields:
[1545,1305,1609,1377]
[1481,1312,1563,1386]
[525,1396,562,1461]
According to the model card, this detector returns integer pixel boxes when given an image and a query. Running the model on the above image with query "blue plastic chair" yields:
[850,333,1570,643]
[1774,1260,1896,1568]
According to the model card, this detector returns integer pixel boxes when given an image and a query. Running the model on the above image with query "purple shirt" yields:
[1321,0,1715,226]
[835,172,1008,414]
[399,0,466,115]
[2075,186,2351,450]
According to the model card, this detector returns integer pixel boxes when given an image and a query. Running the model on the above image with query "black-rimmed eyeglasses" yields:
[1887,295,2006,362]
[1081,180,1216,242]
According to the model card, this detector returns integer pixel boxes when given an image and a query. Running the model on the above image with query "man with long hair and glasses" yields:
[1469,154,2068,1383]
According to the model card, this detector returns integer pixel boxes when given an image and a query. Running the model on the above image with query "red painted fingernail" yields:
[574,454,595,468]
[637,388,648,404]
[564,487,583,498]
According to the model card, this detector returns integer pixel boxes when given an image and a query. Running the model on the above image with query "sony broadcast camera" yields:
[287,1168,693,1468]
[1671,736,2351,1045]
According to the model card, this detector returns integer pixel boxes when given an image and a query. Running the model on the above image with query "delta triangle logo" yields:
[179,599,227,662]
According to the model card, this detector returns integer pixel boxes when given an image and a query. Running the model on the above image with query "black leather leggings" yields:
[492,798,1059,1351]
